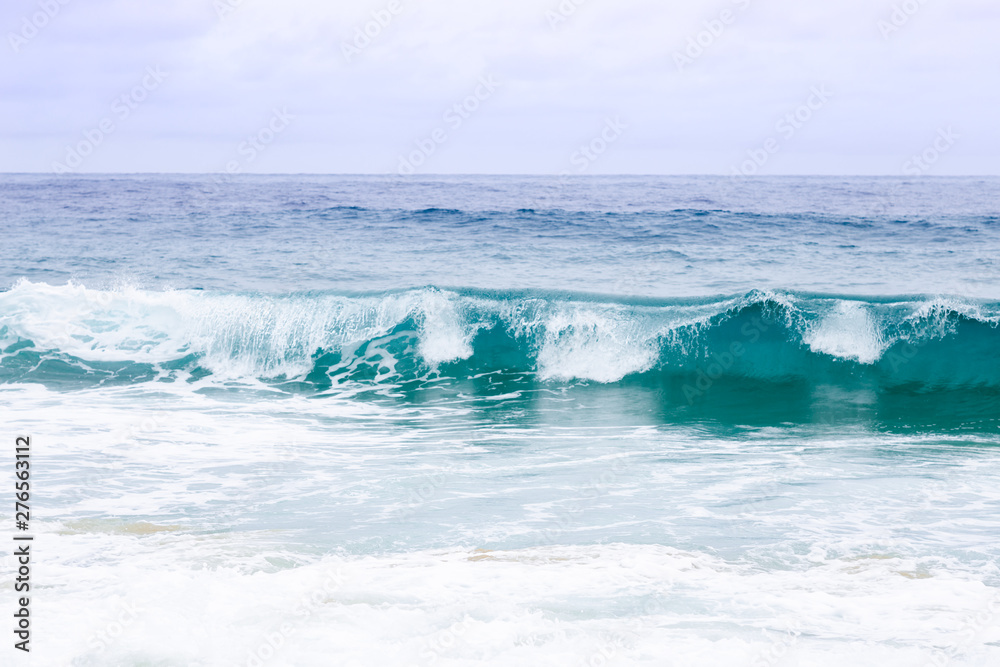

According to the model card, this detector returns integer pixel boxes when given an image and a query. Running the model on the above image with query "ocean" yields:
[2,174,1000,666]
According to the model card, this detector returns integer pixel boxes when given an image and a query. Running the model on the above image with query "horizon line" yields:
[2,172,998,178]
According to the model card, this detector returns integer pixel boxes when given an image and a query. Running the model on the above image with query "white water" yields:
[3,383,1000,666]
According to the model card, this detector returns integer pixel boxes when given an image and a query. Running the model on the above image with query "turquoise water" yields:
[1,175,999,666]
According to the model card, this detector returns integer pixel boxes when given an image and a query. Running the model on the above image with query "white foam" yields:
[415,290,475,365]
[23,536,1000,667]
[6,381,1000,666]
[906,296,999,342]
[803,300,888,364]
[0,280,482,380]
[535,306,658,382]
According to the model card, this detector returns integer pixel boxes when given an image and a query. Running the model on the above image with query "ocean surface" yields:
[2,174,1000,666]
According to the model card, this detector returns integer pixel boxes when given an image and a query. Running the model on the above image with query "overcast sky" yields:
[0,0,997,174]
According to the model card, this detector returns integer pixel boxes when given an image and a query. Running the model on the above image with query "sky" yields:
[0,0,997,175]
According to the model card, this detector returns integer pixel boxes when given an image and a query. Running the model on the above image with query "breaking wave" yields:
[1,280,998,394]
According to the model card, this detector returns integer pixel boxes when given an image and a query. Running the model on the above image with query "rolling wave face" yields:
[1,280,999,403]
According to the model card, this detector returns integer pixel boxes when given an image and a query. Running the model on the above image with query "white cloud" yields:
[0,0,995,173]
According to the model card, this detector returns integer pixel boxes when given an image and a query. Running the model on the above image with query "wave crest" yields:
[1,280,998,391]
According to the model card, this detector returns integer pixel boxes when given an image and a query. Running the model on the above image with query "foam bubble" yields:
[536,306,658,382]
[803,300,887,364]
[415,290,475,365]
[30,536,1000,666]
